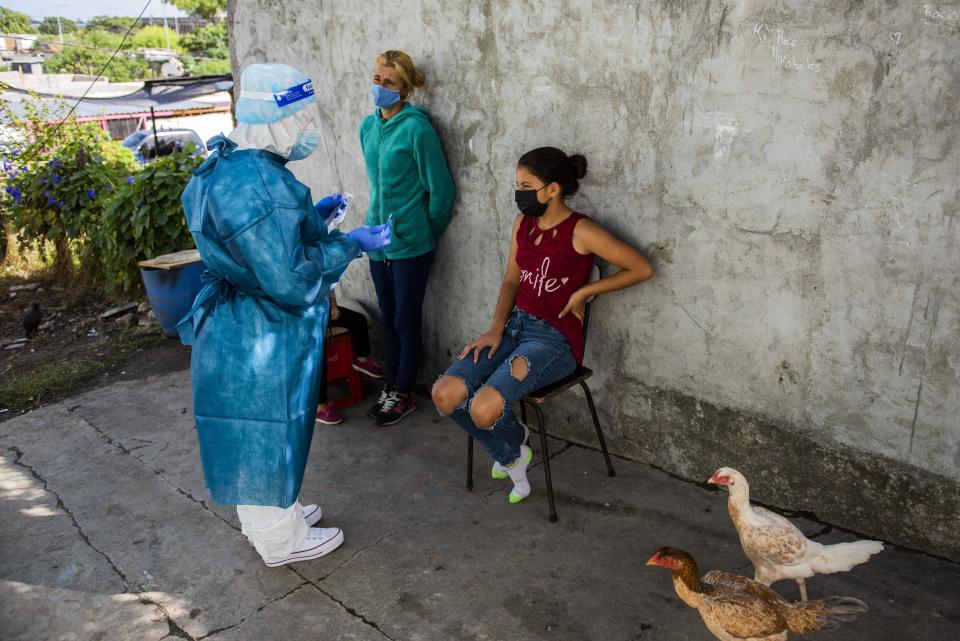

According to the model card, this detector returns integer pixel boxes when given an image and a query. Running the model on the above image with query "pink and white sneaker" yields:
[352,358,384,379]
[315,406,343,425]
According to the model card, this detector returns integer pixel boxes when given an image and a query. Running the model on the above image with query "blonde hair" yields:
[375,50,425,94]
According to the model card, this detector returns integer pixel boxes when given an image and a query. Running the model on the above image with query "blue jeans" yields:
[369,251,435,392]
[440,310,577,465]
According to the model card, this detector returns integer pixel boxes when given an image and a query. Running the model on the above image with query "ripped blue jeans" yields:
[440,310,577,465]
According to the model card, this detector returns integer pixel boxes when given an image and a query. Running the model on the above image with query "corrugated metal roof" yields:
[0,74,233,121]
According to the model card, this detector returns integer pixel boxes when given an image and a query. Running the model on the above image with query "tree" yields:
[38,16,78,35]
[176,21,229,76]
[131,25,180,50]
[164,0,226,20]
[84,15,140,33]
[0,7,31,33]
[43,31,151,82]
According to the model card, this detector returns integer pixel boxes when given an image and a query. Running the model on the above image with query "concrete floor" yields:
[1,371,958,641]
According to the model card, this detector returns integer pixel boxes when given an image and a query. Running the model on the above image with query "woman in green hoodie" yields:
[361,50,456,426]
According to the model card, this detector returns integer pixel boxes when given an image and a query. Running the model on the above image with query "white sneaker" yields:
[263,527,344,567]
[492,422,530,479]
[301,504,322,526]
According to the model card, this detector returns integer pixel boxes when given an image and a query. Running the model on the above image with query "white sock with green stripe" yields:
[492,422,530,479]
[506,445,533,504]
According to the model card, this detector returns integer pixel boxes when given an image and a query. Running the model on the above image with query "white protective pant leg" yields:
[237,502,308,560]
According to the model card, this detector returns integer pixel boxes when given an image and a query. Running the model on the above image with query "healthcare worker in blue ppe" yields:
[177,63,392,567]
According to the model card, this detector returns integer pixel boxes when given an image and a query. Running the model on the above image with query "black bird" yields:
[22,302,42,338]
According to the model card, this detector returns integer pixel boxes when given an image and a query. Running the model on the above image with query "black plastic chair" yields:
[465,264,615,522]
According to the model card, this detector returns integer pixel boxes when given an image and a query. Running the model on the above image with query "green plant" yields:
[43,30,152,82]
[84,16,140,33]
[180,21,230,76]
[131,25,180,50]
[99,148,200,293]
[39,16,78,35]
[1,94,139,279]
[0,7,30,33]
[165,0,226,20]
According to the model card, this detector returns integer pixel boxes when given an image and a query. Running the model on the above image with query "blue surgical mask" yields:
[287,129,321,161]
[371,84,402,109]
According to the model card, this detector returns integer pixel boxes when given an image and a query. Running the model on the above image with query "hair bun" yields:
[569,154,588,180]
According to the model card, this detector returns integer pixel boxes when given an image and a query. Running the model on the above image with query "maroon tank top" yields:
[515,212,594,364]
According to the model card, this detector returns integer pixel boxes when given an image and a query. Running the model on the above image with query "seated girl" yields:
[431,147,654,504]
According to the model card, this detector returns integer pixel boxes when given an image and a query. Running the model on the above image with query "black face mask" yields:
[515,185,549,217]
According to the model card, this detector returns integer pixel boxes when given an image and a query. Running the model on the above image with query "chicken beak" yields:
[645,555,660,566]
[708,471,732,486]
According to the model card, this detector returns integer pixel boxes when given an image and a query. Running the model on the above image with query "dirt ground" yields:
[0,273,190,418]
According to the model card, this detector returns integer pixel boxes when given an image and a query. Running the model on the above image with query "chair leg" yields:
[581,381,615,477]
[530,403,558,523]
[466,435,474,491]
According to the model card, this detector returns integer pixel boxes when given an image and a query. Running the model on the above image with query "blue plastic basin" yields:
[140,262,206,337]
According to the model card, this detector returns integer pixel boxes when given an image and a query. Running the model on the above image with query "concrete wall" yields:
[229,0,960,558]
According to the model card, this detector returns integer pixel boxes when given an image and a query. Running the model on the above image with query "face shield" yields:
[230,73,324,161]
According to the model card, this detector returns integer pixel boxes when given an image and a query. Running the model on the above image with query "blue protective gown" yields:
[177,134,361,507]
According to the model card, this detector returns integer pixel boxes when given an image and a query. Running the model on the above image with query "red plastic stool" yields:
[324,326,364,410]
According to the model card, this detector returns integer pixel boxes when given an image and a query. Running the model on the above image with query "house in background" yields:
[0,74,233,143]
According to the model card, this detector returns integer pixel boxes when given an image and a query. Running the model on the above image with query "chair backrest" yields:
[582,262,602,338]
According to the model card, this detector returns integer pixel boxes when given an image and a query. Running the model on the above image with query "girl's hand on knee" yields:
[459,329,504,363]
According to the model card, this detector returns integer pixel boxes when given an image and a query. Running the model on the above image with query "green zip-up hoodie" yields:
[360,103,456,260]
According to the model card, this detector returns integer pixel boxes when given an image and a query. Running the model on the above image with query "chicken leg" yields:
[797,577,808,602]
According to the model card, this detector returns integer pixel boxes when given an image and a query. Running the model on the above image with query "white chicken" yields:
[708,467,884,601]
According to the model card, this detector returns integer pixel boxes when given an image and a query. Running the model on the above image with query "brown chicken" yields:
[709,467,883,601]
[647,547,868,641]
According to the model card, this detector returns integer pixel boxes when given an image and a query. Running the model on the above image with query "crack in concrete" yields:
[528,441,575,471]
[283,566,397,641]
[7,446,136,589]
[68,410,411,641]
[7,446,200,641]
[197,582,309,640]
[318,501,468,582]
[74,412,242,534]
[142,596,197,641]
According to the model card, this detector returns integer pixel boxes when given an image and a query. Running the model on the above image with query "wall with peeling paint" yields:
[228,0,960,557]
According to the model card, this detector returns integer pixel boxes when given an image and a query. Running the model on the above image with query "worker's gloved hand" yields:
[314,193,346,221]
[346,223,392,253]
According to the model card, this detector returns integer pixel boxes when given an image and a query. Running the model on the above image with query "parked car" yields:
[122,128,206,164]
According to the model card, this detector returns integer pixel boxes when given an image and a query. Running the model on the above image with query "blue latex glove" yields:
[346,223,392,253]
[314,193,346,221]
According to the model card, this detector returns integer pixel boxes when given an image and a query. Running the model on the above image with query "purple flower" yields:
[2,160,11,171]
[52,175,61,184]
[6,172,15,180]
[87,189,96,199]
[47,196,56,206]
[127,176,135,183]
[40,177,47,184]
[56,199,63,208]
[11,149,21,156]
[48,160,62,168]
